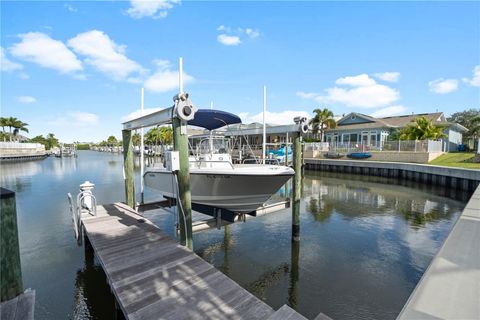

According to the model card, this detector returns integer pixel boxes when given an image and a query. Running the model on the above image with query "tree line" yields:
[96,127,173,147]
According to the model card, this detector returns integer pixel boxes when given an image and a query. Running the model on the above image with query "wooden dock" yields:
[81,202,307,320]
[0,289,35,320]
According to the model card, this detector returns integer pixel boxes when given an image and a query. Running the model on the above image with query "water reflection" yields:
[190,170,467,320]
[2,152,470,320]
[73,245,116,320]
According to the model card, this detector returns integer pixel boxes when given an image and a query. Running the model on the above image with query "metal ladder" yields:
[67,186,97,245]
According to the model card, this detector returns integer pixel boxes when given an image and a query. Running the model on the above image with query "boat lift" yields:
[121,58,306,248]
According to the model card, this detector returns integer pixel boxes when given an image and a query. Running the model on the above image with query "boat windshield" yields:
[196,137,230,155]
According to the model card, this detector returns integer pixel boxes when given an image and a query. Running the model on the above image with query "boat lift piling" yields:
[292,132,302,242]
[292,117,307,242]
[122,129,135,209]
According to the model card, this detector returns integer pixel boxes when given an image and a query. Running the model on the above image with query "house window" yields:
[351,115,356,120]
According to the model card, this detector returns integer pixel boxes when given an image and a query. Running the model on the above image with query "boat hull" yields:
[144,167,293,212]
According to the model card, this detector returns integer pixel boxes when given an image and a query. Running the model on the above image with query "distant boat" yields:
[324,152,345,159]
[347,152,372,159]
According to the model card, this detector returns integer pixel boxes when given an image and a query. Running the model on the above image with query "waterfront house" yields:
[323,112,468,151]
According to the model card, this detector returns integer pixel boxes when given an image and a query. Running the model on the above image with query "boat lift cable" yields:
[173,172,189,243]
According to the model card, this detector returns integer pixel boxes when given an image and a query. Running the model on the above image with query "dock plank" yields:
[0,289,35,320]
[81,202,306,320]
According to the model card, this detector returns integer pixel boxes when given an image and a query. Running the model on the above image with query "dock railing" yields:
[306,140,443,153]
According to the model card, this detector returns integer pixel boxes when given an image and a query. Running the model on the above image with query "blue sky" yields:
[1,1,479,142]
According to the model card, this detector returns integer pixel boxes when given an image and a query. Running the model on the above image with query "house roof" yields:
[380,112,444,127]
[326,112,458,132]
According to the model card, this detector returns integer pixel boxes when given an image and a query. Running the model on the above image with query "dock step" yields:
[267,305,307,320]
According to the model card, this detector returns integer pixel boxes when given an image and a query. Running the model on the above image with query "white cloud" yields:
[462,65,480,87]
[9,32,82,74]
[64,4,77,12]
[1,47,23,72]
[374,72,400,83]
[216,25,259,46]
[245,28,260,39]
[370,105,407,118]
[144,59,194,93]
[239,110,310,125]
[335,74,376,87]
[47,111,99,127]
[217,34,241,46]
[428,78,458,94]
[126,0,180,19]
[18,96,36,103]
[299,74,399,108]
[68,30,145,81]
[122,107,164,122]
[296,91,317,99]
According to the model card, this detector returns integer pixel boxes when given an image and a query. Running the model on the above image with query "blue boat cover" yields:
[188,109,241,130]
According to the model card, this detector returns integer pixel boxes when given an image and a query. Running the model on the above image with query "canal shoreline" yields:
[304,158,480,192]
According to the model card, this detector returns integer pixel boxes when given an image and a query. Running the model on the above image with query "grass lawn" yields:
[429,153,480,169]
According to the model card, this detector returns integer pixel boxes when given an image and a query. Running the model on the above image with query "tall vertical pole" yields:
[262,86,267,165]
[0,188,23,302]
[285,132,289,166]
[173,57,193,249]
[292,132,302,241]
[122,129,135,209]
[179,57,183,93]
[140,88,145,204]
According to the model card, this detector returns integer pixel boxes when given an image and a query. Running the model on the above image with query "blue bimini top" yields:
[188,109,241,130]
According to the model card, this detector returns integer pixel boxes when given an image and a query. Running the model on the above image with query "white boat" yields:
[144,110,295,213]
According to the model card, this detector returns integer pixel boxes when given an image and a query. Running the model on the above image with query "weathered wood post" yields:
[288,238,300,308]
[122,130,135,209]
[1,188,23,302]
[292,132,302,241]
[172,117,193,249]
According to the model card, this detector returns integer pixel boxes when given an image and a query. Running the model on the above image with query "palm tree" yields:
[145,127,162,146]
[159,127,173,145]
[132,132,141,146]
[309,108,337,142]
[0,117,7,133]
[4,117,17,136]
[46,133,59,149]
[106,135,118,146]
[12,120,29,141]
[399,116,447,140]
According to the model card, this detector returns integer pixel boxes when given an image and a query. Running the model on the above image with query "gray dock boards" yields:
[267,305,308,320]
[83,203,295,320]
[0,289,35,320]
[397,185,480,320]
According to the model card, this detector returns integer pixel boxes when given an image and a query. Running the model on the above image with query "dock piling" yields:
[172,117,193,249]
[122,129,135,209]
[292,133,302,242]
[0,188,23,302]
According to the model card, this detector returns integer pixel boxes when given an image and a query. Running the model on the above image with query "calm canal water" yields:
[0,151,469,320]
